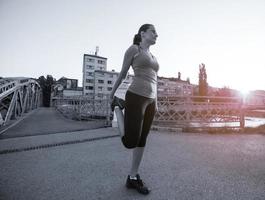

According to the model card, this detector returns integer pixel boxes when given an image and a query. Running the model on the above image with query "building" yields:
[157,73,193,97]
[62,87,83,96]
[93,70,133,99]
[57,77,78,90]
[83,51,107,96]
[82,51,194,99]
[82,49,133,99]
[54,77,82,97]
[246,90,265,105]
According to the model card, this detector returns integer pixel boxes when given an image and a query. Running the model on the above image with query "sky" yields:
[1,0,265,92]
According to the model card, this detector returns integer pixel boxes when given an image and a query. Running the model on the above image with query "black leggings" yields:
[122,91,156,149]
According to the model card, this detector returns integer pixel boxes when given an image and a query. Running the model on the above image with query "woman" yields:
[110,24,159,195]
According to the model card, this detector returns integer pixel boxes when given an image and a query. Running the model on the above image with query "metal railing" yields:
[154,96,245,128]
[52,95,112,126]
[52,94,265,130]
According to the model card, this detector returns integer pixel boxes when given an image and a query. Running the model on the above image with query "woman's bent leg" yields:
[114,107,124,138]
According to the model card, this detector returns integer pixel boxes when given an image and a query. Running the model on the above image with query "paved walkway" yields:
[0,107,107,139]
[0,126,265,200]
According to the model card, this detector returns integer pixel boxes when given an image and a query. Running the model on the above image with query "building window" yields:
[87,72,94,76]
[97,72,104,76]
[87,58,95,62]
[86,79,94,83]
[85,86,94,90]
[98,80,104,84]
[97,93,103,98]
[98,60,105,64]
[98,86,103,91]
[107,80,112,84]
[107,87,112,91]
[86,65,94,70]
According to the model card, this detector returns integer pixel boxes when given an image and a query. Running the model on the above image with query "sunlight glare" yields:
[239,87,250,99]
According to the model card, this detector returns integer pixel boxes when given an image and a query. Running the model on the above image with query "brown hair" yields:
[133,24,153,45]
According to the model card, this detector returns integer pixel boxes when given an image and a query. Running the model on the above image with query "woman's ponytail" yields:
[133,33,141,45]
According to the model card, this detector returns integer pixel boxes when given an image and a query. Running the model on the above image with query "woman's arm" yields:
[110,45,138,99]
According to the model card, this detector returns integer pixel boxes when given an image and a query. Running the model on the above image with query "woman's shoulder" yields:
[126,44,139,54]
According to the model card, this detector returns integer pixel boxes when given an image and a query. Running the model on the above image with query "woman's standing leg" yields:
[125,99,155,195]
[129,99,156,177]
[130,147,145,177]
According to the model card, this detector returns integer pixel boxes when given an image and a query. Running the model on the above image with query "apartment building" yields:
[157,75,193,97]
[83,53,107,96]
[94,70,133,99]
[82,51,133,99]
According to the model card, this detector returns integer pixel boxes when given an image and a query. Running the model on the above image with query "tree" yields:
[37,75,56,107]
[198,63,208,96]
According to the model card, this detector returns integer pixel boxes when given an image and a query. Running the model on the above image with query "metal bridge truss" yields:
[0,78,41,127]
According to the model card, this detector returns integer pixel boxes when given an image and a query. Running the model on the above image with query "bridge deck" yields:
[0,108,265,200]
[0,107,107,139]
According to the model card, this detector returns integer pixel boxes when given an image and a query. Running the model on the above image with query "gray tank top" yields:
[128,45,159,99]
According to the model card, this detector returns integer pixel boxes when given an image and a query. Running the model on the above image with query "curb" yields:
[151,126,183,133]
[0,134,119,155]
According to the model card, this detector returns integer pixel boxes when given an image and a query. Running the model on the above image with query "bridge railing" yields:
[52,96,112,126]
[154,96,245,129]
[52,94,265,130]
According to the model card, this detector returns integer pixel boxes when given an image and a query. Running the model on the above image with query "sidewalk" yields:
[0,128,265,200]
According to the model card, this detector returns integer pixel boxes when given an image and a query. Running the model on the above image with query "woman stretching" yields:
[110,24,159,195]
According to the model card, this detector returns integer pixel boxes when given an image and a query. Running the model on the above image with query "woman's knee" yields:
[122,136,139,149]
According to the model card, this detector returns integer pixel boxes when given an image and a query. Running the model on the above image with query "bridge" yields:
[0,77,41,127]
[1,77,265,199]
[0,106,265,200]
[2,76,265,131]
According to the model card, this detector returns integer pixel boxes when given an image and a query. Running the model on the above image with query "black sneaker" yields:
[126,174,150,195]
[111,96,125,111]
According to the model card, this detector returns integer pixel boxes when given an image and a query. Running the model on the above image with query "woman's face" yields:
[141,25,158,45]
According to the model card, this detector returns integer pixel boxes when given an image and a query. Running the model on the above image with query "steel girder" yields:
[0,78,41,128]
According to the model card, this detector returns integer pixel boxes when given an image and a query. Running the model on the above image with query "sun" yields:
[239,88,250,98]
[235,84,253,102]
[240,89,250,100]
[228,78,254,98]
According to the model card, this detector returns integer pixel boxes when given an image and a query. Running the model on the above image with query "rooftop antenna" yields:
[95,46,99,56]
